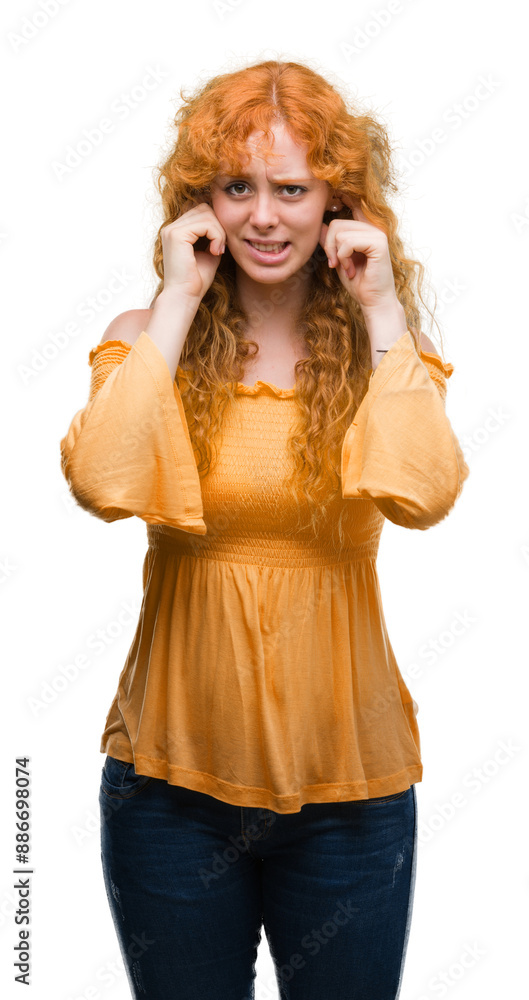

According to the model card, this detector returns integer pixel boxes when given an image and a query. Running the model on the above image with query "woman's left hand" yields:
[319,195,400,317]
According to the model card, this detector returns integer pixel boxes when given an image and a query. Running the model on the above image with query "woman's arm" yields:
[341,329,469,529]
[59,305,206,532]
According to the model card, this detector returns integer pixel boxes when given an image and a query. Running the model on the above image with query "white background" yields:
[1,0,527,997]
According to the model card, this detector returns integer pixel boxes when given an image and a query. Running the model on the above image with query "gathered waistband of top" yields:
[146,525,380,568]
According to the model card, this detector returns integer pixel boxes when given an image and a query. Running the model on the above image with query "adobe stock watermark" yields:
[460,404,510,465]
[396,74,501,180]
[361,607,476,730]
[70,805,101,848]
[274,898,361,989]
[227,562,350,687]
[7,0,73,54]
[0,556,17,585]
[199,811,278,889]
[418,737,522,846]
[510,195,529,235]
[213,0,247,17]
[340,0,418,62]
[17,266,135,386]
[52,65,170,181]
[240,973,282,1000]
[430,276,467,317]
[363,608,477,731]
[72,774,143,848]
[62,931,156,1000]
[63,951,132,1000]
[60,399,177,522]
[26,599,142,717]
[0,887,28,933]
[414,941,487,1000]
[405,609,477,680]
[521,541,529,570]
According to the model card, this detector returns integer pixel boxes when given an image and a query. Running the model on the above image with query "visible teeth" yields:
[249,241,287,252]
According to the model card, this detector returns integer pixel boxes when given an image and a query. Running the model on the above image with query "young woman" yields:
[60,58,469,1000]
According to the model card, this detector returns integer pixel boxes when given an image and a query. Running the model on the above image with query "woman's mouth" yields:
[244,240,291,262]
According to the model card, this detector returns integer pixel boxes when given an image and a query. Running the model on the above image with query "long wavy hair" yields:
[147,57,443,546]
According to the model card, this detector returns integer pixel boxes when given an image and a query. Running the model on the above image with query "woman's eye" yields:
[225,183,306,196]
[226,182,249,194]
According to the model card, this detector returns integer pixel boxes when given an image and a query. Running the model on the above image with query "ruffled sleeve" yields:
[59,331,207,533]
[87,338,132,402]
[341,329,469,529]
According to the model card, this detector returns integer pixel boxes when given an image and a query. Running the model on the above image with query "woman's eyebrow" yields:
[220,174,314,183]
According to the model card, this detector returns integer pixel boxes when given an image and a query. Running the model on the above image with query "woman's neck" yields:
[235,266,310,349]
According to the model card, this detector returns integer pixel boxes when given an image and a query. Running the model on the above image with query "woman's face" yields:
[210,122,334,285]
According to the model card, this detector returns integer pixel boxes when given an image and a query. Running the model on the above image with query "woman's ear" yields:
[323,204,350,223]
[330,190,345,209]
[325,191,348,217]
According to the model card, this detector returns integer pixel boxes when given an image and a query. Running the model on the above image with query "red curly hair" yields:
[147,57,443,547]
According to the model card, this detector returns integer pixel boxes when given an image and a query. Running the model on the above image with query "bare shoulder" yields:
[419,332,440,358]
[99,309,154,348]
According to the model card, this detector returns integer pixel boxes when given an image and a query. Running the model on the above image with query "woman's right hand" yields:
[160,202,226,305]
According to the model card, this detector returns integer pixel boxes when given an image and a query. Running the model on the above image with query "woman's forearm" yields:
[363,301,409,372]
[144,289,201,381]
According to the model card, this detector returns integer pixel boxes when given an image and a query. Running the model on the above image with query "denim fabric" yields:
[99,754,418,999]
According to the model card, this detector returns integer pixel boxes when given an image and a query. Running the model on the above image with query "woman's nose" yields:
[247,193,280,228]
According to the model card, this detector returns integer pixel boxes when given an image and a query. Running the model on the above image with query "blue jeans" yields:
[99,754,418,999]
